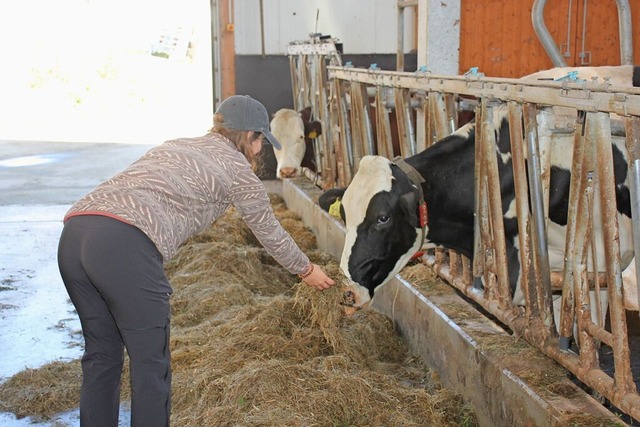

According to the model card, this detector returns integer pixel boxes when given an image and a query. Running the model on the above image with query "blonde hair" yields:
[209,112,263,171]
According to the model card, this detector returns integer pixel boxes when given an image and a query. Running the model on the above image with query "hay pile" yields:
[0,194,477,426]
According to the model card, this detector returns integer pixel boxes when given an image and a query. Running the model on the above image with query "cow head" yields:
[320,155,425,313]
[271,107,322,178]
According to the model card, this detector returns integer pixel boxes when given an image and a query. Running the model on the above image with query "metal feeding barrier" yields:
[286,40,640,423]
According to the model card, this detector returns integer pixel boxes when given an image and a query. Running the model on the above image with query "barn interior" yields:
[2,1,640,426]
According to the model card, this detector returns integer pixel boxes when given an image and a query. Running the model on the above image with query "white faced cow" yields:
[320,65,639,318]
[271,107,322,178]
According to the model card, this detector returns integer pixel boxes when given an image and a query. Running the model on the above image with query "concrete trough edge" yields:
[281,177,622,427]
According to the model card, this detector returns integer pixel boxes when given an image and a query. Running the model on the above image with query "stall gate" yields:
[287,42,640,423]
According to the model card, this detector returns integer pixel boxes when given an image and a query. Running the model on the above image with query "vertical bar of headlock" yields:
[289,55,301,111]
[523,103,554,331]
[424,93,435,148]
[405,90,417,155]
[430,92,450,269]
[360,84,375,156]
[558,110,586,349]
[340,81,354,183]
[624,116,640,319]
[508,102,534,317]
[445,94,458,277]
[430,92,449,140]
[354,82,373,159]
[482,101,511,309]
[375,86,393,158]
[477,101,496,299]
[327,78,341,188]
[349,82,364,171]
[473,101,485,286]
[317,55,335,185]
[445,93,458,133]
[394,88,412,157]
[415,91,428,153]
[593,112,635,394]
[575,120,599,367]
[308,54,322,176]
[300,55,309,108]
[332,78,348,187]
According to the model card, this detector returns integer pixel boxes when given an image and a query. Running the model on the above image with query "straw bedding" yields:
[0,194,476,426]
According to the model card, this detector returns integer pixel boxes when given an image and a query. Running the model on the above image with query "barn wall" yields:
[233,0,416,55]
[459,0,640,78]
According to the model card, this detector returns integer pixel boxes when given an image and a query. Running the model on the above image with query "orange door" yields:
[459,0,640,78]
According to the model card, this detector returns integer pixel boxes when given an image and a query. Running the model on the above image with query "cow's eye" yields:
[378,215,390,225]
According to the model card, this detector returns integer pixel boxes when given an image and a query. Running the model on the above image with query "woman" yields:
[57,95,335,426]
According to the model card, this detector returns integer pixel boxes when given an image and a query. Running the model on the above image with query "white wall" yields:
[234,0,416,55]
[0,0,213,144]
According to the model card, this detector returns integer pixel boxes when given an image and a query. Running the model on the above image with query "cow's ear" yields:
[399,190,419,228]
[305,121,323,139]
[319,188,345,213]
[299,106,312,123]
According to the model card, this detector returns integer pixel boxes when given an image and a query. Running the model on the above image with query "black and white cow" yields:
[320,65,639,316]
[271,107,322,178]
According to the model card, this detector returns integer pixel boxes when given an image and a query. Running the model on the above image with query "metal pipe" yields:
[625,117,640,318]
[524,103,554,330]
[562,0,573,58]
[531,0,567,67]
[210,0,222,108]
[259,0,265,58]
[578,0,589,65]
[615,0,635,65]
[559,111,586,345]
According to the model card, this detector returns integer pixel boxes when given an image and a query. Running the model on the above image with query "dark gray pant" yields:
[58,215,172,427]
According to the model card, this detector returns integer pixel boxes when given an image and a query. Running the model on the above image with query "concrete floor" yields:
[0,139,156,426]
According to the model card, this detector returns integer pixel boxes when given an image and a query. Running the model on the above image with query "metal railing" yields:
[287,41,640,423]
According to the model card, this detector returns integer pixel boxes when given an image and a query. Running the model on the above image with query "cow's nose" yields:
[280,167,298,178]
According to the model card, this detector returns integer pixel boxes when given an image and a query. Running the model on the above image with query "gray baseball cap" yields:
[215,95,281,150]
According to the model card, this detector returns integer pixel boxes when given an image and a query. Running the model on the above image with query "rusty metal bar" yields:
[482,100,512,310]
[507,102,534,317]
[592,112,635,395]
[375,87,394,158]
[316,58,336,187]
[473,103,485,283]
[328,66,640,115]
[523,103,554,333]
[423,94,436,148]
[557,111,586,347]
[429,92,450,140]
[332,78,352,187]
[349,82,367,170]
[574,119,600,368]
[394,88,412,157]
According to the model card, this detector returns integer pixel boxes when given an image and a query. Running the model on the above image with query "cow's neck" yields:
[393,156,428,247]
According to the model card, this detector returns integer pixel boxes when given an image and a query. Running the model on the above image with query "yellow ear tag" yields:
[328,198,342,218]
[307,130,317,139]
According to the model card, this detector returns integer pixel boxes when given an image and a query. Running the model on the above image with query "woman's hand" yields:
[299,263,335,290]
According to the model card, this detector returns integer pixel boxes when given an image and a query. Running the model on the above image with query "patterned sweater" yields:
[64,134,310,275]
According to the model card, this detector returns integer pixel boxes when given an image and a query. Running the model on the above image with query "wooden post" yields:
[219,0,236,99]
